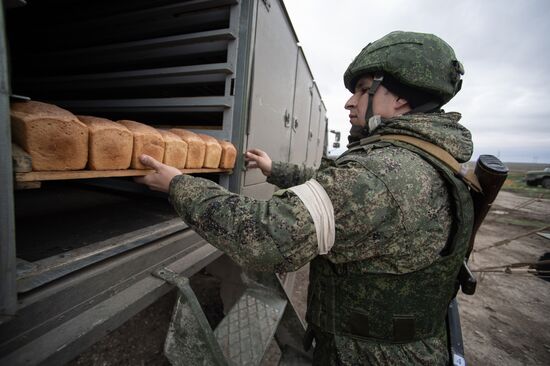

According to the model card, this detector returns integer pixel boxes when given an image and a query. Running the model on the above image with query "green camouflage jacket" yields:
[169,112,474,365]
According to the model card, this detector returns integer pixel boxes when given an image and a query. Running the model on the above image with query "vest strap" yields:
[360,134,482,193]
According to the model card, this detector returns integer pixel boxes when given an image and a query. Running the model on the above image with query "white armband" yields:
[288,179,335,255]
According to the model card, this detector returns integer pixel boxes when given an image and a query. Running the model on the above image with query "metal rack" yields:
[1,0,328,364]
[2,1,248,363]
[15,168,233,183]
[9,0,241,139]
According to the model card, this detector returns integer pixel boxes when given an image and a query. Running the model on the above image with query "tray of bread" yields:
[11,100,236,184]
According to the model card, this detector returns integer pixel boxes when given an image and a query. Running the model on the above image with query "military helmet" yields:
[344,31,464,107]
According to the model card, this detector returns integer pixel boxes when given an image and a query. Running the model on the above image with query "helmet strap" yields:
[348,74,384,144]
[365,74,384,124]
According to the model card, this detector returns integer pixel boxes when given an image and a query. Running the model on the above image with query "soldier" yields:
[136,31,474,365]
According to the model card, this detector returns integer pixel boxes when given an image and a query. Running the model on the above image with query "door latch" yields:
[284,110,291,128]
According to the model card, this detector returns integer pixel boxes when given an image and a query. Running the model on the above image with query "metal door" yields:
[0,3,17,319]
[305,83,321,167]
[288,48,312,165]
[316,104,328,166]
[244,0,298,186]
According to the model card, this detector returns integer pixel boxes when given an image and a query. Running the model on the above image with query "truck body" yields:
[0,0,328,364]
[525,167,550,188]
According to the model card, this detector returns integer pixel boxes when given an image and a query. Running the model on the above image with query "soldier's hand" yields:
[245,149,272,177]
[134,154,182,193]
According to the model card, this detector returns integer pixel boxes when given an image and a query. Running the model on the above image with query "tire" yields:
[542,177,550,189]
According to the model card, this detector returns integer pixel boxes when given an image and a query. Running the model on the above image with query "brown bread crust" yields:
[78,115,132,170]
[118,120,164,169]
[157,129,188,169]
[170,129,206,169]
[218,140,237,169]
[197,134,222,168]
[11,101,88,171]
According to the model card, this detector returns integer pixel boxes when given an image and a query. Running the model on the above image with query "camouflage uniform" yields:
[168,111,474,365]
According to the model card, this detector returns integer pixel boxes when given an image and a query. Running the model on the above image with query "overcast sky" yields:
[282,0,550,163]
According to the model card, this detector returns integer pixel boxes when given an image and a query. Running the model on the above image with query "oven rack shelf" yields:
[15,168,232,183]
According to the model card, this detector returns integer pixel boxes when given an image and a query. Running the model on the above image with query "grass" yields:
[501,172,550,199]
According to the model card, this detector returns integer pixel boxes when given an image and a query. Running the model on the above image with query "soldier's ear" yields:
[394,97,411,114]
[395,97,408,108]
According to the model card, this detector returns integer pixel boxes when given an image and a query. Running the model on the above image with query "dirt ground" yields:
[69,190,550,365]
[456,191,550,366]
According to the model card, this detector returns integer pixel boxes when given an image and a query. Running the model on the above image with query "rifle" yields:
[459,155,508,295]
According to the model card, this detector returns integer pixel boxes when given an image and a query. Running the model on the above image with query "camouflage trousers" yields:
[311,328,449,366]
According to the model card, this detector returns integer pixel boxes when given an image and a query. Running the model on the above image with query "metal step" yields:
[214,289,287,366]
[154,268,290,366]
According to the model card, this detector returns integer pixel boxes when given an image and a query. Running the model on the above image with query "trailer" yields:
[0,0,328,364]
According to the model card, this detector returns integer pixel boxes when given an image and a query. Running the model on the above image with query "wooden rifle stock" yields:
[459,155,508,295]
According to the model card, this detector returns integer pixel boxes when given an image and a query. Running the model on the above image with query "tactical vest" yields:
[305,136,474,343]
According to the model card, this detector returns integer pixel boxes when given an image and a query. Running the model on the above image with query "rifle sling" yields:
[360,134,483,193]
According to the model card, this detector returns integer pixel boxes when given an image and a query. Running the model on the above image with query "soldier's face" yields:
[345,76,403,126]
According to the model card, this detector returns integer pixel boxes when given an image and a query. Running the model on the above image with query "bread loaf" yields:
[197,134,222,168]
[169,129,205,169]
[10,101,88,171]
[78,115,132,170]
[157,129,188,168]
[118,120,164,169]
[218,140,237,169]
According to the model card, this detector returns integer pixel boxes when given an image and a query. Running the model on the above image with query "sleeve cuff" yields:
[168,174,191,205]
[267,161,290,186]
